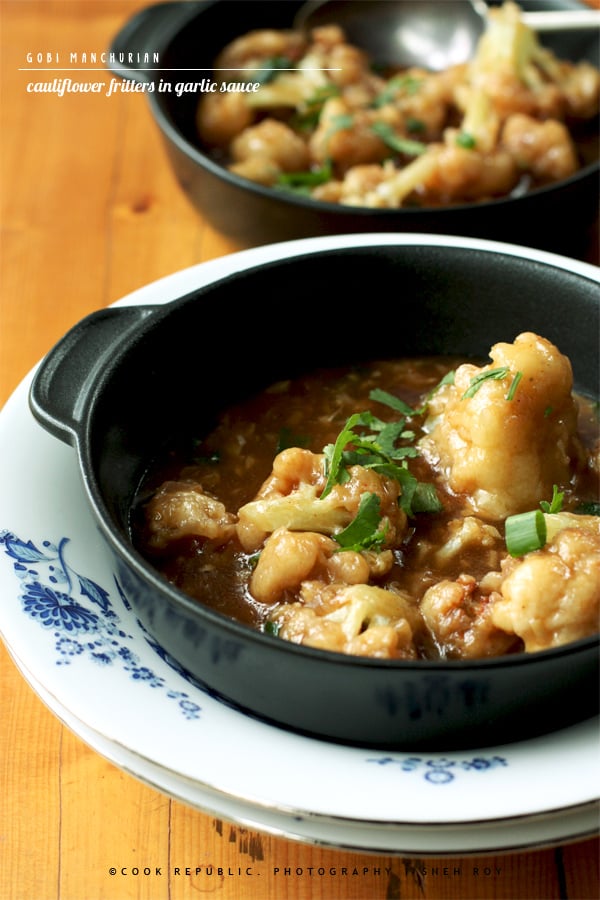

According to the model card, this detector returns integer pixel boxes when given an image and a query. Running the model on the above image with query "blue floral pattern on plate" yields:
[0,529,514,783]
[366,754,508,785]
[0,530,201,721]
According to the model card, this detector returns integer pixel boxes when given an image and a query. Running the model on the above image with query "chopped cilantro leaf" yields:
[327,113,354,135]
[320,403,441,517]
[575,501,600,515]
[373,74,423,107]
[406,117,425,133]
[333,492,387,551]
[276,160,333,190]
[277,426,311,452]
[321,412,364,499]
[369,388,415,417]
[411,481,444,514]
[456,131,476,149]
[540,485,564,514]
[254,56,294,85]
[370,121,427,156]
[294,84,341,129]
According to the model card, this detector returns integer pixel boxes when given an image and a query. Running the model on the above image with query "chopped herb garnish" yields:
[294,84,341,129]
[411,481,444,514]
[368,387,415,417]
[575,500,600,516]
[277,160,332,187]
[505,371,523,401]
[438,370,456,387]
[333,492,388,551]
[461,367,509,399]
[321,413,364,499]
[263,619,280,636]
[420,369,456,410]
[246,551,261,570]
[505,509,547,557]
[370,121,427,156]
[456,131,477,149]
[406,117,426,134]
[327,112,355,135]
[276,160,333,191]
[320,407,441,518]
[540,484,564,514]
[277,426,311,452]
[253,55,294,85]
[373,74,423,107]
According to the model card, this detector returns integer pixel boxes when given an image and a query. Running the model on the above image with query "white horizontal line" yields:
[19,67,342,72]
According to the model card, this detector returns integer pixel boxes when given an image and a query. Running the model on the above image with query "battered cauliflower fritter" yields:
[236,447,407,552]
[270,581,420,659]
[144,481,237,549]
[420,574,520,659]
[419,332,583,520]
[491,518,600,651]
[249,527,393,606]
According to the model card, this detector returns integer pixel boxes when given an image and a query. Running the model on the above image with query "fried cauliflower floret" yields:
[269,582,420,658]
[196,91,255,148]
[236,447,407,552]
[249,527,394,605]
[144,481,237,549]
[421,574,519,659]
[229,119,310,185]
[416,141,519,204]
[389,66,462,140]
[502,113,578,182]
[243,52,329,110]
[324,136,519,209]
[419,333,583,520]
[309,96,395,174]
[213,28,307,75]
[312,162,389,204]
[559,60,600,120]
[467,1,566,121]
[432,516,502,567]
[492,520,600,651]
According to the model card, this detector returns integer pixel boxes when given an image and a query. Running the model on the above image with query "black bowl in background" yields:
[29,235,600,750]
[107,0,599,255]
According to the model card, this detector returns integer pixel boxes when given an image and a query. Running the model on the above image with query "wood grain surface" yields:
[1,2,598,898]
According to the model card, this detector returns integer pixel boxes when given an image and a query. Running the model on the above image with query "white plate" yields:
[1,234,599,854]
[8,646,599,856]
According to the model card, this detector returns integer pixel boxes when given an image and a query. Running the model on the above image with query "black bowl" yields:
[29,235,600,749]
[107,0,599,255]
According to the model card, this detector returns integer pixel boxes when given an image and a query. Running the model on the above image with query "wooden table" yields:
[1,2,598,898]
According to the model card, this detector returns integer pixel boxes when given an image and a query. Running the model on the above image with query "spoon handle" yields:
[520,9,600,31]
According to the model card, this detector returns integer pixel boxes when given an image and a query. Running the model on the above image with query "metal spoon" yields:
[294,0,600,69]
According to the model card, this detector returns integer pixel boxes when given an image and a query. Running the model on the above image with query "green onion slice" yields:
[505,509,547,557]
[461,367,509,399]
[505,371,522,401]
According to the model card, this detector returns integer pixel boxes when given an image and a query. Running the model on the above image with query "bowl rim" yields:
[74,234,600,672]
